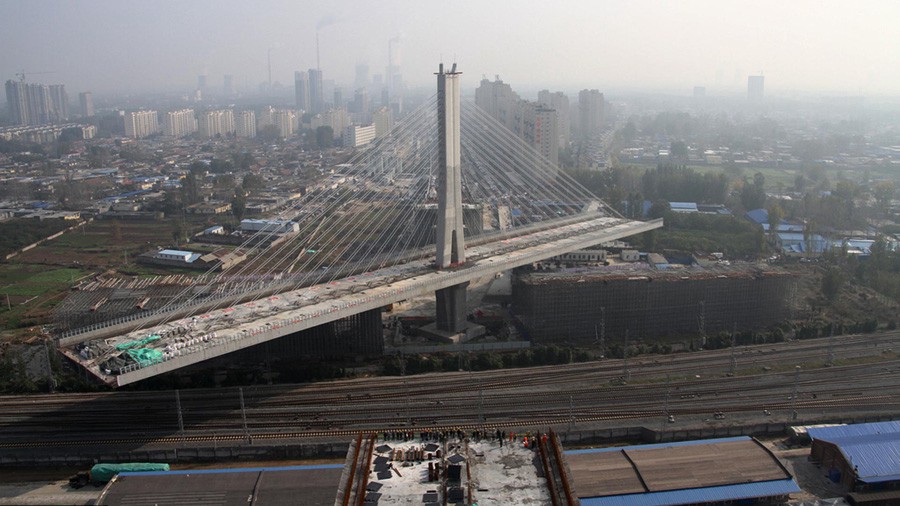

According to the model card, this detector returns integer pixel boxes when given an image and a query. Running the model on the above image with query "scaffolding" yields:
[512,264,796,343]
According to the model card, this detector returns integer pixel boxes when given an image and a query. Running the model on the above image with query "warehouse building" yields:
[239,219,299,234]
[566,436,801,505]
[808,420,900,496]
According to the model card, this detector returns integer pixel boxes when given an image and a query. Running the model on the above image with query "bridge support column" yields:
[435,282,469,333]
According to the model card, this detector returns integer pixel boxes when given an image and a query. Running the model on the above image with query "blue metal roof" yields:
[745,208,768,224]
[579,478,801,506]
[158,249,194,257]
[809,421,900,483]
[669,202,698,212]
[808,420,900,440]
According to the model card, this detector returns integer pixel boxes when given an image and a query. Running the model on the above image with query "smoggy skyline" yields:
[1,0,899,97]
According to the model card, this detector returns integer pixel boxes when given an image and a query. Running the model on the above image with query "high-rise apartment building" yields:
[538,90,570,148]
[273,109,295,138]
[310,108,349,134]
[532,107,559,166]
[163,109,197,138]
[79,92,94,118]
[235,110,256,138]
[344,124,377,147]
[308,69,324,114]
[577,89,604,141]
[48,85,69,121]
[354,63,369,91]
[373,106,393,138]
[5,80,69,125]
[748,75,765,102]
[197,109,235,139]
[294,71,309,111]
[475,77,559,166]
[124,110,159,138]
[257,106,275,129]
[223,75,234,96]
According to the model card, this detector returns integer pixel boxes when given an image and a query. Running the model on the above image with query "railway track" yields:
[0,333,897,451]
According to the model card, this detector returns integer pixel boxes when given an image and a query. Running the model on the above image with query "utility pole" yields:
[791,366,801,420]
[568,395,575,434]
[597,306,606,358]
[729,324,737,376]
[478,378,484,427]
[827,326,835,366]
[175,390,185,434]
[661,374,671,433]
[698,301,706,348]
[404,378,411,426]
[43,340,56,393]
[239,387,249,442]
[623,329,630,382]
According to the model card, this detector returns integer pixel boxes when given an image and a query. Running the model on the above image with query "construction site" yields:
[512,263,797,343]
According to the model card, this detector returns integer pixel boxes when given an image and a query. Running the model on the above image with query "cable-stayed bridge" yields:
[61,65,661,386]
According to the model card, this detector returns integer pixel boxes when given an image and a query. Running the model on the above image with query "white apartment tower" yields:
[273,109,295,138]
[577,89,604,140]
[538,90,570,148]
[533,107,559,167]
[163,109,197,138]
[373,106,393,138]
[124,110,159,138]
[344,124,377,147]
[197,109,235,138]
[235,110,257,138]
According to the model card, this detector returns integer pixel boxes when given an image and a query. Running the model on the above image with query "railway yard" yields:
[1,331,898,461]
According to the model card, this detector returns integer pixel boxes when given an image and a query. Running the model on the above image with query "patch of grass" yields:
[28,268,86,284]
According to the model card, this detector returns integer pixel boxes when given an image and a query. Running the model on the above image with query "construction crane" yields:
[15,70,56,83]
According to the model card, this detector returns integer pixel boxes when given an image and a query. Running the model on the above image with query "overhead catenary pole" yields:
[239,387,249,442]
[729,324,737,376]
[791,365,801,420]
[175,389,185,434]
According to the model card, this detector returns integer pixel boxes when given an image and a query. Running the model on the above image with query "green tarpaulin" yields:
[115,335,161,351]
[126,348,164,367]
[90,463,170,483]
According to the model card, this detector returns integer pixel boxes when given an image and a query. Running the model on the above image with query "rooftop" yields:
[96,464,343,506]
[566,436,800,504]
[808,420,900,484]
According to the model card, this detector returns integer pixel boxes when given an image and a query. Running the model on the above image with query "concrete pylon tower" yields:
[436,63,465,268]
[433,63,471,335]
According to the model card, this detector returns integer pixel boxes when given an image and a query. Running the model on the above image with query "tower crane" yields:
[15,70,56,82]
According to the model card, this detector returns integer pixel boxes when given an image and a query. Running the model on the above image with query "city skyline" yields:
[1,0,899,97]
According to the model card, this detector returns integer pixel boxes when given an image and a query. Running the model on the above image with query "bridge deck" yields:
[66,217,661,386]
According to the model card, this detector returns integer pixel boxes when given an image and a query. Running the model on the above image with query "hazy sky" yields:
[2,0,899,97]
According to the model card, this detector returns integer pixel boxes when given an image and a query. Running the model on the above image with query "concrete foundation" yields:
[417,321,486,344]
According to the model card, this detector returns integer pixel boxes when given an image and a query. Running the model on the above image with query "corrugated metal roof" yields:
[808,420,900,440]
[809,421,900,483]
[745,208,768,224]
[566,436,751,455]
[579,478,801,506]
